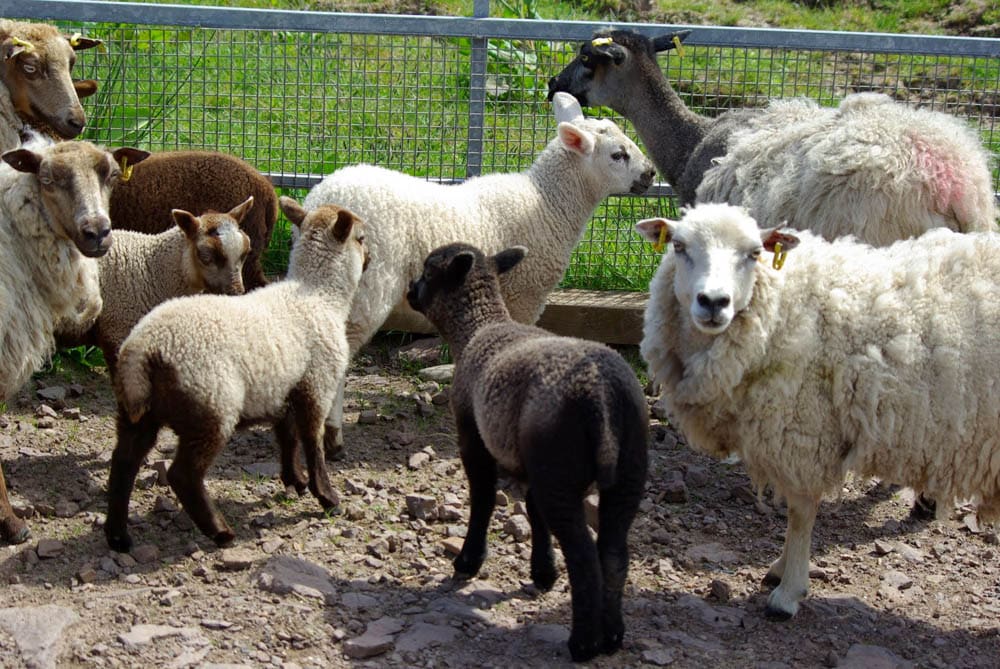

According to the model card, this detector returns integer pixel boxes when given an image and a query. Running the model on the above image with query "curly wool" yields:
[697,93,997,245]
[0,146,101,398]
[643,214,1000,519]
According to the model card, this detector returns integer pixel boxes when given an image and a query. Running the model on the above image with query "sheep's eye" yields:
[580,54,589,63]
[611,150,628,162]
[39,175,53,187]
[21,62,37,75]
[749,248,762,261]
[356,234,365,245]
[672,241,686,255]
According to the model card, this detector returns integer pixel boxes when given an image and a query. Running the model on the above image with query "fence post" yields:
[465,0,489,178]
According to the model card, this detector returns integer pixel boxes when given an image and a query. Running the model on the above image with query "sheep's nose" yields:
[66,117,85,133]
[697,292,730,313]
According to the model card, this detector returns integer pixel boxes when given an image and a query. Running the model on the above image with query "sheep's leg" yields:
[167,429,235,546]
[597,477,644,655]
[0,462,29,545]
[105,410,160,553]
[274,410,307,496]
[533,485,603,663]
[293,392,341,512]
[454,417,496,579]
[765,494,819,620]
[322,375,347,460]
[525,488,557,590]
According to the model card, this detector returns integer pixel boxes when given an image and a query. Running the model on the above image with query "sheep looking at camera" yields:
[407,242,648,662]
[0,138,147,544]
[304,92,654,453]
[549,30,997,244]
[637,202,1000,619]
[109,150,279,290]
[63,197,253,374]
[106,197,367,551]
[0,20,102,150]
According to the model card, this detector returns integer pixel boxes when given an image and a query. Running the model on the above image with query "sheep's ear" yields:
[590,39,628,65]
[171,209,201,239]
[111,147,151,168]
[227,195,254,224]
[557,122,595,157]
[67,34,103,51]
[2,148,41,174]
[331,209,357,243]
[279,196,308,228]
[74,79,99,99]
[552,92,584,123]
[493,246,526,275]
[635,217,672,244]
[652,30,693,53]
[761,227,800,252]
[446,251,476,283]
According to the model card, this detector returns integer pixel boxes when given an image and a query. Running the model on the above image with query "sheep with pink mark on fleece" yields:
[696,93,997,245]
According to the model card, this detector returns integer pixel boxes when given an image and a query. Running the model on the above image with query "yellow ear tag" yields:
[591,36,613,47]
[10,37,34,52]
[772,241,788,270]
[119,156,133,182]
[653,224,668,254]
[69,32,82,47]
[672,35,685,57]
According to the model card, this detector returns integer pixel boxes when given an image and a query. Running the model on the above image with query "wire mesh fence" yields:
[4,0,999,290]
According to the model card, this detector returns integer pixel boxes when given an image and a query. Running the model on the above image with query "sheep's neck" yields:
[623,65,709,190]
[526,154,599,243]
[437,288,510,361]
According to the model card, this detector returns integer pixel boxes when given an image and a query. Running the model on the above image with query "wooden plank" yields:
[536,289,648,345]
[381,289,648,345]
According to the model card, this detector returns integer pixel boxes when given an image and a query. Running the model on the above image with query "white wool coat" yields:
[697,93,997,246]
[0,161,100,398]
[643,224,1000,519]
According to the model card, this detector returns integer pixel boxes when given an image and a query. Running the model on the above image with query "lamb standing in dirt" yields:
[548,30,997,244]
[0,138,147,544]
[637,203,1000,619]
[407,242,648,662]
[106,197,367,551]
[305,92,654,454]
[109,150,279,290]
[63,197,253,374]
[0,20,102,150]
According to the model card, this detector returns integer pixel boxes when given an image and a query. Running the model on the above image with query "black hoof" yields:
[569,637,601,663]
[909,494,936,521]
[531,565,558,591]
[3,523,30,545]
[764,605,794,621]
[212,530,236,547]
[106,530,133,554]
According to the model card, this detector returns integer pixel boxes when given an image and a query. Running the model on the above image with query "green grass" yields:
[57,0,1000,290]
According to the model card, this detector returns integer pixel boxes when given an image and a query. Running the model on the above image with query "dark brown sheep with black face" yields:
[109,150,279,290]
[407,242,649,663]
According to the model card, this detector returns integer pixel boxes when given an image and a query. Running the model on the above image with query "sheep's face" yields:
[561,118,655,196]
[173,196,254,296]
[546,30,690,113]
[2,142,148,257]
[0,22,103,139]
[637,204,797,336]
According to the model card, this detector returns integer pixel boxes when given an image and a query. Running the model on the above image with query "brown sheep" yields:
[109,151,279,290]
[0,20,102,151]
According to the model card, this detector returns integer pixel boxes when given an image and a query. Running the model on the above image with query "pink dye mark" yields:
[910,135,969,216]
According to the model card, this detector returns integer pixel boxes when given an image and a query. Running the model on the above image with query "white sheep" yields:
[105,197,368,551]
[636,202,1000,619]
[0,20,102,151]
[549,30,998,245]
[406,242,648,662]
[0,138,148,544]
[304,92,655,454]
[63,197,253,373]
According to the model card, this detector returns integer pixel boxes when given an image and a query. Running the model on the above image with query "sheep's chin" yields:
[691,313,732,336]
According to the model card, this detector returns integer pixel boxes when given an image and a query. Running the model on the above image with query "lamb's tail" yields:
[596,372,649,491]
[113,344,154,424]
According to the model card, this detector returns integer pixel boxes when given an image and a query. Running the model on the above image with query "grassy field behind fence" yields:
[40,4,999,291]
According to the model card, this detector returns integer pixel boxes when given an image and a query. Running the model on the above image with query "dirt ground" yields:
[1,335,999,669]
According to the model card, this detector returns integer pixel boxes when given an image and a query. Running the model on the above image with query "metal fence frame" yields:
[4,0,999,288]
